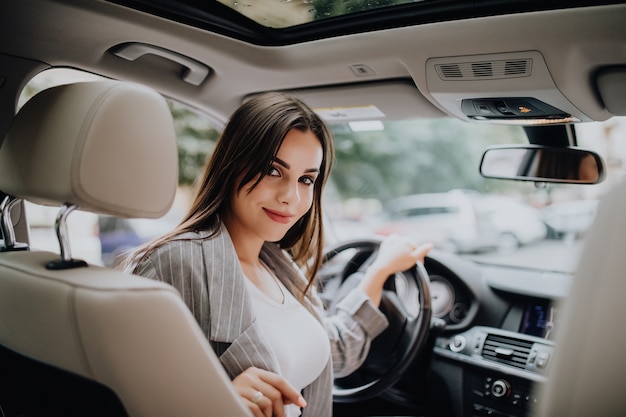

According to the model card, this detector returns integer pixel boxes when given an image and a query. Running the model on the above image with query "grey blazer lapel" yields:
[201,225,255,343]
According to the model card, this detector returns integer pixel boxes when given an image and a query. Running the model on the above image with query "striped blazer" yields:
[132,224,388,416]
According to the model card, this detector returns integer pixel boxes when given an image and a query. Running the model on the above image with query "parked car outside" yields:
[375,191,547,254]
[98,208,185,267]
[473,195,547,253]
[541,199,599,240]
[374,190,500,254]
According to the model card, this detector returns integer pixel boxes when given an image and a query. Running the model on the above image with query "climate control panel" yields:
[466,372,541,417]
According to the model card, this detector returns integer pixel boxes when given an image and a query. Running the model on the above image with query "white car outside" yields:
[474,195,548,252]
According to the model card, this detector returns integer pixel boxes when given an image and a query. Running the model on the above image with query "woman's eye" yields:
[267,166,280,177]
[300,176,316,186]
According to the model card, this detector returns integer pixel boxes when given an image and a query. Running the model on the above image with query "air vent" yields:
[482,334,533,369]
[439,64,463,78]
[435,58,532,80]
[472,62,493,77]
[505,60,529,76]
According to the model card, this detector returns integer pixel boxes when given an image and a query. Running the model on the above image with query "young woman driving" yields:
[123,92,431,417]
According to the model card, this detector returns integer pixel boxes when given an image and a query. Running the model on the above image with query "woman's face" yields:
[229,128,324,243]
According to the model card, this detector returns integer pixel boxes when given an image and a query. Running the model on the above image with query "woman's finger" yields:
[233,367,305,417]
[258,370,306,415]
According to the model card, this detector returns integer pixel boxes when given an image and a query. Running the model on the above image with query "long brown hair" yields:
[124,92,335,295]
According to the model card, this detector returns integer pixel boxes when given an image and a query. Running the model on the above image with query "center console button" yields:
[491,379,511,398]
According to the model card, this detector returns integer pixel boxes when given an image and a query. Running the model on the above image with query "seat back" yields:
[0,80,251,417]
[533,178,626,416]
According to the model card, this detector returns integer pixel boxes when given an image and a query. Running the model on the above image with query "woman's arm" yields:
[318,234,432,377]
[358,234,432,307]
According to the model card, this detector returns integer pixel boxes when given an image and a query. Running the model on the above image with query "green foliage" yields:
[167,100,220,186]
[329,119,528,201]
[313,0,409,19]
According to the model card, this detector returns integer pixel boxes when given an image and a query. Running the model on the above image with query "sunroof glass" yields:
[216,0,423,29]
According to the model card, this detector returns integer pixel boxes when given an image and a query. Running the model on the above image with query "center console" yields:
[465,368,539,417]
[434,323,554,417]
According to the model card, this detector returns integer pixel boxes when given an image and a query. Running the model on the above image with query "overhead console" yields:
[460,97,572,124]
[425,51,594,124]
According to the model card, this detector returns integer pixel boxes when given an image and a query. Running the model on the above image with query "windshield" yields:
[323,117,625,273]
[21,69,626,273]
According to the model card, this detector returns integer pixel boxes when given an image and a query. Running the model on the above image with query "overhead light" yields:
[348,120,385,132]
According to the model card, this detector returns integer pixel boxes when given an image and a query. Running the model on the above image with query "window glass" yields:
[323,117,626,273]
[215,0,423,28]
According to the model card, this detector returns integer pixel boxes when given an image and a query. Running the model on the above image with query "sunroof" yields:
[215,0,423,29]
[108,0,620,46]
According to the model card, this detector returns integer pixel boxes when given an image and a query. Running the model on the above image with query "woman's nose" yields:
[278,179,300,204]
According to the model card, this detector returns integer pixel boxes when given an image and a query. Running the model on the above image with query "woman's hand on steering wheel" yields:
[358,234,433,307]
[322,237,434,402]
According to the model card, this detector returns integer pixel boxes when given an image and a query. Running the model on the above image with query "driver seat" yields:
[0,80,251,417]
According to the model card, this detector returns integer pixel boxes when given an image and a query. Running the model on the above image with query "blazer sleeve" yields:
[303,273,388,379]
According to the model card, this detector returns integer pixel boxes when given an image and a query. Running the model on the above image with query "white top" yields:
[245,278,330,417]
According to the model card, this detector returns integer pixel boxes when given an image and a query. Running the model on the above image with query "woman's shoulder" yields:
[148,229,226,256]
[136,229,217,266]
[134,226,240,287]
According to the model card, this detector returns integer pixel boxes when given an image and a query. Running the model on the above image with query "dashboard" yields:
[424,251,568,417]
[518,301,559,341]
[321,243,570,417]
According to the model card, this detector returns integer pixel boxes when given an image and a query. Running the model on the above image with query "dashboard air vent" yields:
[435,58,532,80]
[482,334,533,369]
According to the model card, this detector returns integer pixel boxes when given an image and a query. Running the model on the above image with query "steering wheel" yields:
[319,237,432,403]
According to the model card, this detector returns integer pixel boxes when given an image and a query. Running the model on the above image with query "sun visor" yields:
[263,79,446,124]
[596,67,626,116]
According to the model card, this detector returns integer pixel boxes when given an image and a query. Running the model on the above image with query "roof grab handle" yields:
[112,42,210,86]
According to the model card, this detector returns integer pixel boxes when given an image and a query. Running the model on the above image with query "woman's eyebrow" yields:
[273,157,320,173]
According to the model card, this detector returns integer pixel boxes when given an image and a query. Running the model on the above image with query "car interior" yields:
[1,1,625,417]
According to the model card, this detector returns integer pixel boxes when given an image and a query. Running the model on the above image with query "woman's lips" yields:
[263,208,294,224]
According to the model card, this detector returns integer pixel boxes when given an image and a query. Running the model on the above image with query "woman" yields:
[123,92,431,417]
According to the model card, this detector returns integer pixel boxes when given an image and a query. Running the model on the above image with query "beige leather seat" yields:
[0,81,251,417]
[534,179,626,416]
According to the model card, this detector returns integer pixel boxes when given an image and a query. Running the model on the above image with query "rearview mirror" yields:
[480,145,605,184]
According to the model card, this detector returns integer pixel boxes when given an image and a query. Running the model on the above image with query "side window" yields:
[19,68,219,267]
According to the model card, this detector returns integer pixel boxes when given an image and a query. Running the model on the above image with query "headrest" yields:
[0,80,178,219]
